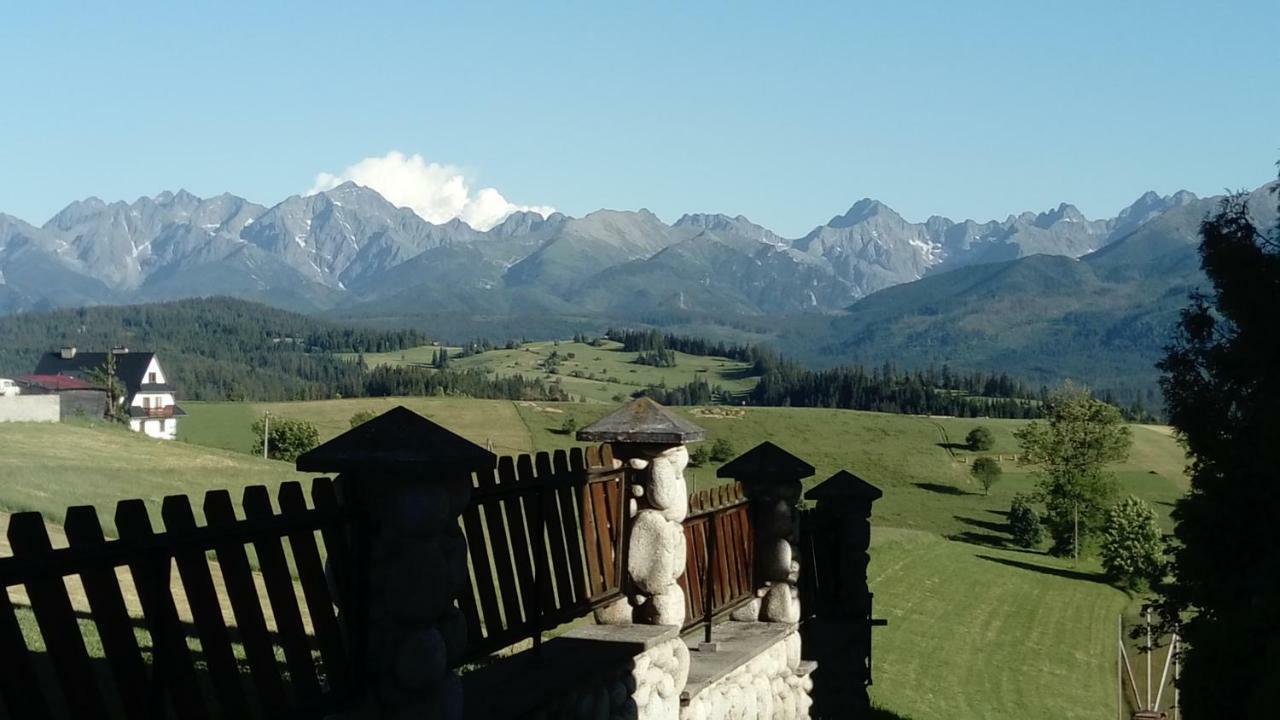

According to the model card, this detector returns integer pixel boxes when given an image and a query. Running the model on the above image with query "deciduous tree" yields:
[1014,384,1132,559]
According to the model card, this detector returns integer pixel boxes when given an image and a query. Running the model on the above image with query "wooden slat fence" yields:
[0,477,351,720]
[455,445,627,664]
[678,481,754,635]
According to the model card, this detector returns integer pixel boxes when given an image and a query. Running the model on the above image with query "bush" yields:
[1099,496,1163,590]
[709,437,736,463]
[1008,494,1044,548]
[559,417,579,436]
[349,409,378,428]
[689,445,710,467]
[966,426,995,451]
[251,415,320,462]
[970,456,1002,495]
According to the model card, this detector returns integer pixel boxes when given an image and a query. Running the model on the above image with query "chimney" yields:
[59,346,76,360]
[111,346,129,355]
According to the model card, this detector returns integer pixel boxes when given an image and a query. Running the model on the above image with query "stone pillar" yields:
[716,442,815,624]
[297,406,496,720]
[577,397,705,628]
[802,470,884,718]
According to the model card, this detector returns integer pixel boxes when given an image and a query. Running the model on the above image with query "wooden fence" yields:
[455,445,627,663]
[0,477,351,720]
[678,481,754,636]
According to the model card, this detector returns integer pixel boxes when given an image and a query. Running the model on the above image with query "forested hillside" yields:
[0,298,563,402]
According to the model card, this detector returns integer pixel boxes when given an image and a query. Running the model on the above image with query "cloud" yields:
[307,151,553,231]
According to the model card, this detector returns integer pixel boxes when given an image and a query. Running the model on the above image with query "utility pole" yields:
[1073,501,1079,567]
[262,411,270,460]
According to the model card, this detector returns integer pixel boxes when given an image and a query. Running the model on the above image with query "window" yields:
[143,397,151,410]
[148,372,157,384]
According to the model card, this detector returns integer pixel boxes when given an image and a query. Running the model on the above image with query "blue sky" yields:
[1,1,1276,235]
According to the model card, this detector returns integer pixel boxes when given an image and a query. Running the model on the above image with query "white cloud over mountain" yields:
[307,151,553,230]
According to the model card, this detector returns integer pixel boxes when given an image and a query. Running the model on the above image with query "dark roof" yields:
[576,397,705,444]
[716,441,814,479]
[34,351,158,397]
[805,470,883,502]
[16,374,101,391]
[297,405,496,474]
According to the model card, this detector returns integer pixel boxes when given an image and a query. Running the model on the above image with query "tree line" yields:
[0,297,565,402]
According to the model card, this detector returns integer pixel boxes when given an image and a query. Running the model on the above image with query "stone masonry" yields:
[719,443,814,625]
[578,397,705,627]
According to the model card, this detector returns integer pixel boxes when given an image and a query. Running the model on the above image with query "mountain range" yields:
[0,184,1204,318]
[4,179,1274,407]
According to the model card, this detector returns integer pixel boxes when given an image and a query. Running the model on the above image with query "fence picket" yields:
[63,506,150,720]
[114,500,210,720]
[279,481,348,701]
[476,468,522,631]
[498,456,537,627]
[0,588,52,719]
[553,450,589,604]
[242,485,323,709]
[160,495,252,720]
[8,513,107,720]
[203,490,289,714]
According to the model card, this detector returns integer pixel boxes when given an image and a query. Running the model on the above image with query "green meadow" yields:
[352,339,760,404]
[2,397,1189,719]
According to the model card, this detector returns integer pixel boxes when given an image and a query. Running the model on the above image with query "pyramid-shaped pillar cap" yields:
[576,396,705,444]
[296,405,496,474]
[805,469,883,503]
[716,441,814,480]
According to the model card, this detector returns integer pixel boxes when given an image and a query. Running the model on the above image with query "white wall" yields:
[0,395,60,423]
[130,417,177,440]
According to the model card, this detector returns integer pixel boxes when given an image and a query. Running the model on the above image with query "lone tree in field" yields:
[1014,384,1132,559]
[87,351,126,423]
[251,415,320,462]
[1153,177,1280,715]
[1007,493,1044,548]
[965,425,994,451]
[1099,496,1162,590]
[970,456,1002,495]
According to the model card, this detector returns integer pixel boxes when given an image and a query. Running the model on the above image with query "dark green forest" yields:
[0,298,564,402]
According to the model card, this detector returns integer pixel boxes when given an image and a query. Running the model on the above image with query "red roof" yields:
[17,374,100,391]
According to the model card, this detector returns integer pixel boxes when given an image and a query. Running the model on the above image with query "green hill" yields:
[7,401,1191,719]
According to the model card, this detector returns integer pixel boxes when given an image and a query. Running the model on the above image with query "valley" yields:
[0,399,1188,719]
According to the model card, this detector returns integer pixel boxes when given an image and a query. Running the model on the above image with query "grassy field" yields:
[0,420,298,534]
[354,339,760,403]
[5,398,1191,719]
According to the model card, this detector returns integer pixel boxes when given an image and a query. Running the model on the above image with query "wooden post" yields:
[803,469,885,717]
[296,406,495,720]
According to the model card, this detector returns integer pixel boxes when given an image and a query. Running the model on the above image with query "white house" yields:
[34,347,186,440]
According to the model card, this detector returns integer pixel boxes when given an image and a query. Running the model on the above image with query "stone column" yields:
[297,406,496,720]
[716,442,814,624]
[577,397,705,628]
[802,470,884,717]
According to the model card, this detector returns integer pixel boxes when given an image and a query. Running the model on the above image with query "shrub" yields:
[559,417,579,436]
[251,415,319,462]
[709,437,736,463]
[1099,496,1163,590]
[349,409,378,428]
[970,456,1002,495]
[689,445,710,467]
[1008,494,1044,548]
[966,426,995,451]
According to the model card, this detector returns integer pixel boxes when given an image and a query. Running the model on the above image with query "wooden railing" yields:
[0,478,352,720]
[678,481,754,636]
[456,445,626,663]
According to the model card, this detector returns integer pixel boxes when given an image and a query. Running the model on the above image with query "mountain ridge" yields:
[0,184,1209,318]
